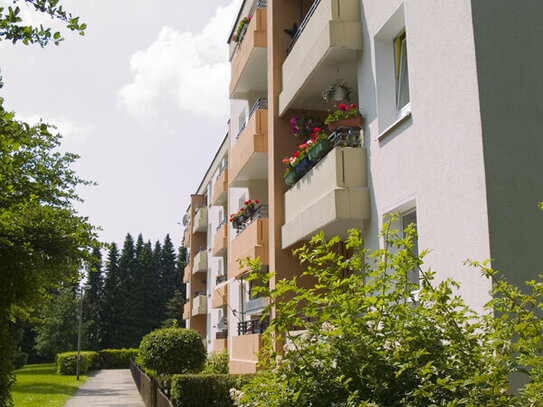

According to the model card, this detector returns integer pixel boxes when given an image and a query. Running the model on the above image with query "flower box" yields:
[295,157,313,177]
[327,116,364,133]
[307,139,331,162]
[284,170,300,187]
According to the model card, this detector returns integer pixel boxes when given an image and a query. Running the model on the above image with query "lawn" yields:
[11,364,87,407]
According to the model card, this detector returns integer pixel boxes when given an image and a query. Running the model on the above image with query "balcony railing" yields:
[216,274,227,284]
[216,330,228,339]
[216,218,227,232]
[237,316,270,335]
[287,0,321,54]
[233,204,269,235]
[236,98,268,141]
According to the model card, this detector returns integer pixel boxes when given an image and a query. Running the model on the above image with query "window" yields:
[394,31,410,113]
[401,209,419,288]
[375,3,411,136]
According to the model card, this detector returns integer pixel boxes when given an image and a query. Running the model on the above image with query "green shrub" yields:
[202,350,229,374]
[11,349,28,370]
[138,328,205,374]
[56,351,100,375]
[171,374,253,407]
[99,348,138,369]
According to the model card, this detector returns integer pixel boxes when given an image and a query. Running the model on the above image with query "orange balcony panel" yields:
[212,284,228,309]
[183,227,191,247]
[183,302,190,320]
[229,110,268,187]
[213,224,228,256]
[214,338,227,352]
[228,218,269,279]
[230,8,267,99]
[229,334,262,374]
[183,264,191,284]
[212,168,228,205]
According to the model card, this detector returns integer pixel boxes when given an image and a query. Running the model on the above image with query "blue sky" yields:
[1,0,240,247]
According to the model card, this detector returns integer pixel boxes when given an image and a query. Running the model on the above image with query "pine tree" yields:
[161,289,186,328]
[116,234,137,347]
[101,243,120,349]
[82,247,103,350]
[160,235,179,314]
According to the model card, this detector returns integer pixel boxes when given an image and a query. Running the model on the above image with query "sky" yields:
[1,0,241,248]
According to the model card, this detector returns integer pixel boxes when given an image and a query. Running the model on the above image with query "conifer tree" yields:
[116,234,137,347]
[101,243,120,349]
[160,235,179,314]
[82,247,103,350]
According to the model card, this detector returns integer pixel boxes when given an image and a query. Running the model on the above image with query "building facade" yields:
[182,0,543,374]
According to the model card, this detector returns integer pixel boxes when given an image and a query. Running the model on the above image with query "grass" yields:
[11,363,87,407]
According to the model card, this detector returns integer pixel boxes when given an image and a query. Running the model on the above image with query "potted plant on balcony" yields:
[306,127,331,162]
[289,115,325,141]
[325,103,364,133]
[242,199,259,219]
[232,15,251,42]
[322,79,352,103]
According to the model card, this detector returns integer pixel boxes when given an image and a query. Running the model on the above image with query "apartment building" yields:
[183,0,543,374]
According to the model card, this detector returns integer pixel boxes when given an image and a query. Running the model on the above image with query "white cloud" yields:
[14,113,94,146]
[117,0,240,122]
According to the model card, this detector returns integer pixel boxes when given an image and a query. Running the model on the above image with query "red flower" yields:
[282,158,290,164]
[339,103,347,111]
[350,104,357,109]
[294,151,299,157]
[313,127,321,133]
[255,200,259,204]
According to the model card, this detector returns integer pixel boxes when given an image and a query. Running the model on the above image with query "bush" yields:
[56,351,100,375]
[99,348,138,369]
[138,327,205,374]
[11,349,28,370]
[202,350,229,375]
[171,374,252,407]
[234,220,543,406]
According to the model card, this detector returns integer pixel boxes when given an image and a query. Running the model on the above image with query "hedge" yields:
[56,348,139,374]
[99,348,139,369]
[56,351,100,375]
[170,374,253,407]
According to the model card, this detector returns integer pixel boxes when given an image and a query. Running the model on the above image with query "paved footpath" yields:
[64,369,144,407]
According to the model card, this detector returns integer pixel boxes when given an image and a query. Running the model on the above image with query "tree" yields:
[235,219,543,407]
[0,103,98,405]
[159,234,178,313]
[161,290,186,328]
[0,0,86,47]
[101,243,120,349]
[33,286,84,361]
[82,247,103,350]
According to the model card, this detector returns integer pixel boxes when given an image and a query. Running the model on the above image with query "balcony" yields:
[183,302,190,320]
[278,0,363,116]
[192,294,207,316]
[183,227,191,247]
[229,206,269,279]
[229,318,269,374]
[192,249,208,275]
[212,220,228,256]
[212,283,228,309]
[229,5,267,99]
[212,166,228,206]
[282,129,370,248]
[192,206,208,233]
[183,264,191,284]
[229,99,268,187]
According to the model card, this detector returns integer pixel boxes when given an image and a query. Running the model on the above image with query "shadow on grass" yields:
[15,364,57,376]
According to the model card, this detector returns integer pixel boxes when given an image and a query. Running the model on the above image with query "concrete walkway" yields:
[64,369,144,407]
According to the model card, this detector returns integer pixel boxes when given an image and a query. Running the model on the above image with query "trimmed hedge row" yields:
[170,374,253,407]
[56,348,139,375]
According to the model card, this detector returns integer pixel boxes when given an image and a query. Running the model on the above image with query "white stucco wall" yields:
[359,0,492,312]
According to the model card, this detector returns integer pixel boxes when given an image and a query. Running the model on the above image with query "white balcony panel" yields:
[282,147,370,249]
[279,0,363,116]
[192,295,207,316]
[193,207,208,233]
[192,250,208,274]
